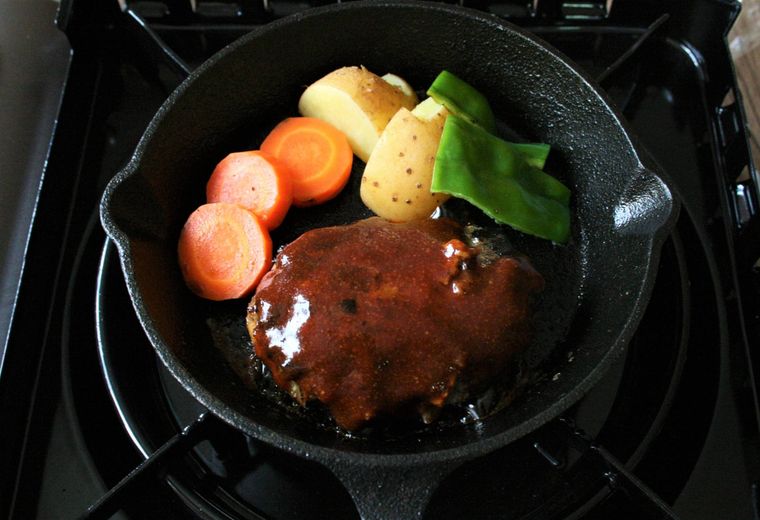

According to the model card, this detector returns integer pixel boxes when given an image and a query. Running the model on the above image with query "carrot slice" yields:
[206,150,293,230]
[178,203,272,301]
[260,117,353,207]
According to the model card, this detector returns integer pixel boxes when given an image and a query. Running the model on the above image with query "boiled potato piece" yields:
[381,73,418,107]
[411,96,448,121]
[361,103,450,222]
[298,66,417,162]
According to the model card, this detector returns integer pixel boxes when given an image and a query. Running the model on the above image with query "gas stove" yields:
[1,1,759,519]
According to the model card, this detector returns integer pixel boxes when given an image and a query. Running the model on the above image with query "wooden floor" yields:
[730,0,760,165]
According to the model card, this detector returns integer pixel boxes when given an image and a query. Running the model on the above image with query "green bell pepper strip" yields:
[512,142,551,169]
[426,71,549,167]
[431,115,571,243]
[427,70,497,134]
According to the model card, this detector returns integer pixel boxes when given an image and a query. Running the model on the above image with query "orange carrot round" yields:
[260,117,353,207]
[206,150,293,230]
[178,203,272,301]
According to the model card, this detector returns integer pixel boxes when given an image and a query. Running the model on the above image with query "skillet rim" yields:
[99,0,680,467]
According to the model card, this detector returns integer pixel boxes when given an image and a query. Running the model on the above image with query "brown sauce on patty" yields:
[247,217,544,431]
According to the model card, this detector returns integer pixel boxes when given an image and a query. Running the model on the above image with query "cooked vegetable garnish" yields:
[206,150,293,230]
[427,70,496,134]
[511,142,551,169]
[431,115,571,243]
[381,72,418,107]
[298,66,418,162]
[178,202,272,301]
[361,105,449,221]
[261,117,353,207]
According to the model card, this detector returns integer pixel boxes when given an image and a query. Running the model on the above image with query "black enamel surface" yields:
[99,1,678,512]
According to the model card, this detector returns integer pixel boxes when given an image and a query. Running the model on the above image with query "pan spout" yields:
[101,162,172,249]
[612,166,677,236]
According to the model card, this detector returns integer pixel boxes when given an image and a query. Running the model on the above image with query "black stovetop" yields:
[1,1,759,519]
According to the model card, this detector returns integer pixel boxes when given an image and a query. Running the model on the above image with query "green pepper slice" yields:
[427,71,549,167]
[427,70,497,134]
[431,115,571,243]
[512,142,551,169]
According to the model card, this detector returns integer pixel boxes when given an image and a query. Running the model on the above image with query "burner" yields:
[75,10,750,520]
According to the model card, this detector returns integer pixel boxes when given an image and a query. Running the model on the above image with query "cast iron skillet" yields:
[100,2,678,517]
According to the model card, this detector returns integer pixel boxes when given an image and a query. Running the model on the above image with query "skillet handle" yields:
[323,458,463,520]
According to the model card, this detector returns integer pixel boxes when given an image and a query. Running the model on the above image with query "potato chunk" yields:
[298,66,417,162]
[360,104,450,221]
[381,73,418,106]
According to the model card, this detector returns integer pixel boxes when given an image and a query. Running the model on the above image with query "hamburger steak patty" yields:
[246,217,544,430]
